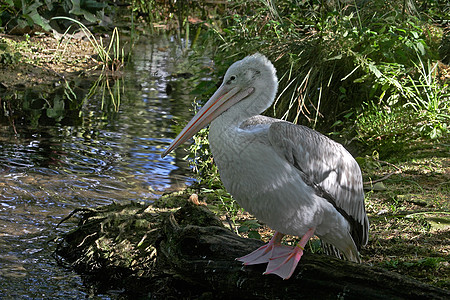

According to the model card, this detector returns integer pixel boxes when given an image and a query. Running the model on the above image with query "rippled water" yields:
[0,35,213,298]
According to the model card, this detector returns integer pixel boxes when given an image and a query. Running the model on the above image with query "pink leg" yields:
[237,231,288,265]
[264,228,316,280]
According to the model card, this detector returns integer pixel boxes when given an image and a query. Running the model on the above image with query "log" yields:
[54,201,450,299]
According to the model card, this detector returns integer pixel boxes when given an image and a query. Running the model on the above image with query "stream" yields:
[0,35,212,298]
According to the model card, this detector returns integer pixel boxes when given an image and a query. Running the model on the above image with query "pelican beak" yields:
[161,84,254,158]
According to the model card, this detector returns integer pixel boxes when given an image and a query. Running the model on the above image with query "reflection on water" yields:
[0,35,213,298]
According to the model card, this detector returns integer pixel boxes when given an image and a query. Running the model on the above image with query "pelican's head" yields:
[222,53,278,107]
[162,53,278,158]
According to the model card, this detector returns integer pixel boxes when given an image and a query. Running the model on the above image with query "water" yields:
[0,35,213,298]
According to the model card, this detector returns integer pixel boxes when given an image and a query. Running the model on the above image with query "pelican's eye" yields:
[226,75,236,85]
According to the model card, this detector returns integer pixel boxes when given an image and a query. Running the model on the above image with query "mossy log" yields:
[54,201,450,299]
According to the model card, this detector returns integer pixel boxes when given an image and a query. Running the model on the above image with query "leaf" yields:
[372,182,387,191]
[416,42,425,56]
[47,97,65,121]
[353,73,369,83]
[331,120,342,128]
[247,231,261,240]
[83,0,107,9]
[368,63,382,78]
[28,12,51,31]
[21,1,51,31]
[21,14,35,27]
[245,219,261,229]
[43,0,53,10]
[326,54,343,61]
[355,156,365,166]
[17,18,30,29]
[344,112,354,119]
[69,0,100,23]
[238,225,249,233]
[429,127,441,139]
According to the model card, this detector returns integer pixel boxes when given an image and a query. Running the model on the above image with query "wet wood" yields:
[55,202,450,299]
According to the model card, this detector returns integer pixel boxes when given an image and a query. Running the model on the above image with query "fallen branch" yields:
[54,202,450,299]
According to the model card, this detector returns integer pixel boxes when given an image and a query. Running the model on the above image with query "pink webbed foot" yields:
[237,232,287,265]
[264,228,315,280]
[263,244,305,279]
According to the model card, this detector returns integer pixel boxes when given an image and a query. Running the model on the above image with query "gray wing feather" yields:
[267,121,369,248]
[240,115,280,128]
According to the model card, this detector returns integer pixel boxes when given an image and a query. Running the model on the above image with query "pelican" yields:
[162,54,369,280]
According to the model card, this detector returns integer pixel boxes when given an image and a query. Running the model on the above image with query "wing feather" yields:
[267,121,369,249]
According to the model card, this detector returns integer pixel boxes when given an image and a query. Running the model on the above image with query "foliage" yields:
[354,54,449,155]
[213,1,444,125]
[187,127,222,188]
[201,187,262,239]
[0,0,109,34]
[183,0,448,165]
[355,103,413,156]
[238,219,262,240]
[384,257,445,270]
[404,59,449,139]
[0,38,21,64]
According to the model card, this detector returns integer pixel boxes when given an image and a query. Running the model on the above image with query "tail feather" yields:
[321,240,361,263]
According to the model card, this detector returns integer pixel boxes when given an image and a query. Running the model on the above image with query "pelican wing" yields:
[266,121,369,249]
[240,115,280,127]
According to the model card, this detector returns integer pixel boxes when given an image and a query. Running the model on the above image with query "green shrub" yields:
[188,1,448,162]
[0,0,109,34]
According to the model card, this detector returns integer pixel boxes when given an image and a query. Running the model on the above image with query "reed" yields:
[51,16,124,72]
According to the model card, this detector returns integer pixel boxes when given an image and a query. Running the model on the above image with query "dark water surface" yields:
[0,35,212,298]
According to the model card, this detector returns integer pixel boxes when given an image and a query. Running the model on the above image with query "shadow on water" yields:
[0,35,213,298]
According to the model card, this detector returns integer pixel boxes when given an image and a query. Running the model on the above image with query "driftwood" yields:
[54,201,450,299]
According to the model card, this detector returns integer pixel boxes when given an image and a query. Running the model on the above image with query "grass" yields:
[182,1,448,161]
[181,0,448,178]
[354,139,449,289]
[51,17,125,73]
[0,17,126,75]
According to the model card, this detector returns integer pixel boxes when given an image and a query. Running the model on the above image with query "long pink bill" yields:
[161,85,254,158]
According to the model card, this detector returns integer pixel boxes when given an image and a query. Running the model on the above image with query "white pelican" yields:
[162,54,369,280]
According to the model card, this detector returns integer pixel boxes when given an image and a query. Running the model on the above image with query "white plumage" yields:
[162,53,369,279]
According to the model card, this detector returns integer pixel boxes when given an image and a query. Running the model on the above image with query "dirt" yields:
[0,33,99,90]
